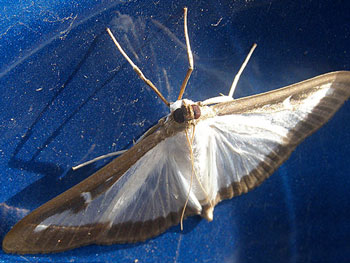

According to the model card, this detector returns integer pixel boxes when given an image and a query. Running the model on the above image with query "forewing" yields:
[200,71,350,204]
[3,127,198,254]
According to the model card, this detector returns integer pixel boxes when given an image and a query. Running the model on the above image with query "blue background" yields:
[0,0,349,262]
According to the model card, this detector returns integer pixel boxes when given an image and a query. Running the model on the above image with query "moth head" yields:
[170,99,201,124]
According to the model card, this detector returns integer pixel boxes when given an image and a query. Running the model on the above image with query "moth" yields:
[3,8,350,254]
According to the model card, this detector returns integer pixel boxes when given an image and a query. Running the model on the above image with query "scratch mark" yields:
[163,68,172,96]
[152,19,187,51]
[0,22,37,40]
[123,34,140,62]
[19,256,30,262]
[0,1,124,78]
[59,14,78,40]
[174,233,183,263]
[75,144,96,166]
[211,17,223,27]
[152,18,199,62]
[43,12,76,23]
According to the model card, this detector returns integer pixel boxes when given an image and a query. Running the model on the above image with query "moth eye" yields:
[173,108,185,123]
[192,105,201,119]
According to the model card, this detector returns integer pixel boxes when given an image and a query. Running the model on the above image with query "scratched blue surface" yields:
[0,0,349,262]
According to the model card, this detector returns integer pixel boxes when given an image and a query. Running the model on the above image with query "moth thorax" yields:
[173,103,201,123]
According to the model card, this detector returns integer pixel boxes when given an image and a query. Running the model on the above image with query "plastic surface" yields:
[0,0,349,262]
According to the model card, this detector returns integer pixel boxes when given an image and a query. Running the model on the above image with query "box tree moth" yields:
[3,8,350,254]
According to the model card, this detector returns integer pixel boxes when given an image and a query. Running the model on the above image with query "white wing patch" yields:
[34,224,49,233]
[193,114,288,197]
[190,82,337,200]
[81,192,92,204]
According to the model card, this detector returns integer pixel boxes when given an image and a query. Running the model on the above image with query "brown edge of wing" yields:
[3,207,200,254]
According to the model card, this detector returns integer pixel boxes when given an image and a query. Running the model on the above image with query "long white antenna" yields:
[228,43,257,98]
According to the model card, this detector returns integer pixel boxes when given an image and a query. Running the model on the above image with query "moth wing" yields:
[194,71,350,205]
[3,130,198,254]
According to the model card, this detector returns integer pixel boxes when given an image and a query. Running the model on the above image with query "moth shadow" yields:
[1,31,125,242]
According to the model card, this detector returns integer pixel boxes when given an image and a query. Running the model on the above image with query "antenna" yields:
[228,43,257,98]
[106,28,170,107]
[177,7,194,100]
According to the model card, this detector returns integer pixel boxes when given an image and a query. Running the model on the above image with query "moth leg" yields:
[227,43,257,98]
[72,150,127,170]
[106,28,170,107]
[177,7,194,100]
